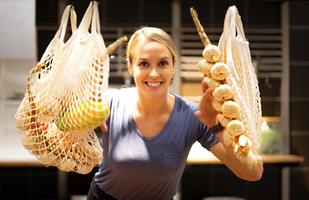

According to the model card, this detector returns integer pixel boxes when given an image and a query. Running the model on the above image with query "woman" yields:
[87,27,263,200]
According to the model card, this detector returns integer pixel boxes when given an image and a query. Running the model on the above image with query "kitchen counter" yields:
[186,142,304,165]
[0,142,304,167]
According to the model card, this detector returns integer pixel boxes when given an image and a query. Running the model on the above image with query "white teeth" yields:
[147,82,160,87]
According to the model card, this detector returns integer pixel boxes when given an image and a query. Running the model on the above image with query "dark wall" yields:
[181,0,281,28]
[0,167,58,200]
[182,165,281,200]
[289,1,309,200]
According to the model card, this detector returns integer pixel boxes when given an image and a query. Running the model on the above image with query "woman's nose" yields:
[149,67,160,77]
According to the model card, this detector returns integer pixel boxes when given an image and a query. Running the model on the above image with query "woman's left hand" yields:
[194,77,218,127]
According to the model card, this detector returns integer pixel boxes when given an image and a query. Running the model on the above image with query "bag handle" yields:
[78,1,94,34]
[91,1,101,34]
[234,7,246,41]
[70,7,77,33]
[59,6,77,42]
[222,6,246,42]
[54,5,71,41]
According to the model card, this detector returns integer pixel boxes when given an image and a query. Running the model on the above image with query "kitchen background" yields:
[0,0,308,199]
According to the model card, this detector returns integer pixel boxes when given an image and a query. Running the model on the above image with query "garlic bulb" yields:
[202,44,221,63]
[210,62,230,81]
[197,59,212,76]
[76,163,93,174]
[204,76,220,90]
[57,158,76,172]
[39,150,59,165]
[217,113,231,127]
[238,134,249,147]
[226,119,244,136]
[213,84,234,102]
[221,100,241,119]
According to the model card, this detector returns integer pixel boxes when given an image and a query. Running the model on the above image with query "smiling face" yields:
[126,27,177,98]
[128,39,174,97]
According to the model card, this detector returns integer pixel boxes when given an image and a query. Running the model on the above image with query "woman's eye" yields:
[138,62,149,68]
[159,61,169,67]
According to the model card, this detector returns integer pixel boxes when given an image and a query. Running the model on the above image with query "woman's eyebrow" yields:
[136,58,148,62]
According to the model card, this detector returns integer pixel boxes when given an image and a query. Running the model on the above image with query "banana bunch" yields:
[191,7,259,168]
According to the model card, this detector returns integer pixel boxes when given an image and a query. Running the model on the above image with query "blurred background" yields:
[0,0,308,199]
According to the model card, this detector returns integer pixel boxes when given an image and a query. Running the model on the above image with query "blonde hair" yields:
[126,27,177,64]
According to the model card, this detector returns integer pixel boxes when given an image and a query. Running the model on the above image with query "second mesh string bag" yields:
[191,6,262,168]
[218,6,263,164]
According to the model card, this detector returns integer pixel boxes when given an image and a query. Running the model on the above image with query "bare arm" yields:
[195,77,263,181]
[209,135,263,181]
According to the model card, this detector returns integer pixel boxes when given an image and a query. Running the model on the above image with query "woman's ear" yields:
[126,58,133,75]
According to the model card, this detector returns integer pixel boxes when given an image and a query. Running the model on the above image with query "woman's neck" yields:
[134,89,174,117]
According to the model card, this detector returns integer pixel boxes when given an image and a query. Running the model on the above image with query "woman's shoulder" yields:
[173,94,198,113]
[105,87,135,96]
[104,87,136,103]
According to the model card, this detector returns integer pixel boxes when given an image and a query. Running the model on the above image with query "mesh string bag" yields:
[218,6,262,150]
[190,6,262,168]
[14,2,127,174]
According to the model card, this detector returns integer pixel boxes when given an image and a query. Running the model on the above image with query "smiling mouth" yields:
[144,81,163,88]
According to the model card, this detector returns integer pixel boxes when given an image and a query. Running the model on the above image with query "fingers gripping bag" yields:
[191,6,262,168]
[15,2,116,174]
